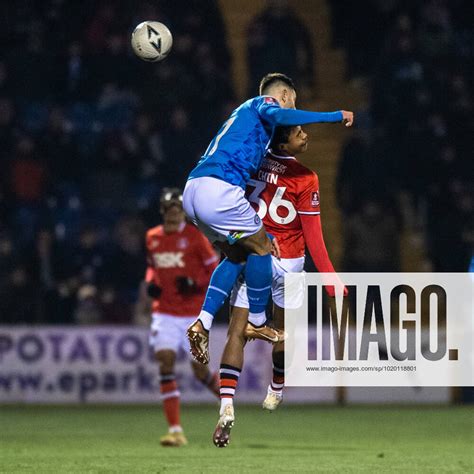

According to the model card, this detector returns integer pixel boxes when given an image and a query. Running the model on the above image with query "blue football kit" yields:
[184,95,344,332]
[188,96,342,189]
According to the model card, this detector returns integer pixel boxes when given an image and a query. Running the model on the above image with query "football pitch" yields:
[1,405,472,473]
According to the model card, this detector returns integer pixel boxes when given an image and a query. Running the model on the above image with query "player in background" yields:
[213,126,346,447]
[184,73,353,365]
[145,188,220,447]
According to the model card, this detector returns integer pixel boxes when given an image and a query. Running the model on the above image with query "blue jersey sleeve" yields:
[255,96,343,126]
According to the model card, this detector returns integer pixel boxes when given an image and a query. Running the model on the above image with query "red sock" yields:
[219,364,241,400]
[160,374,180,428]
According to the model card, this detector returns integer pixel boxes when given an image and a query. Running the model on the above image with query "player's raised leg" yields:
[185,178,274,364]
[190,360,220,397]
[263,303,285,411]
[154,348,188,447]
[193,238,249,334]
[187,228,277,364]
[212,306,248,447]
[239,226,273,321]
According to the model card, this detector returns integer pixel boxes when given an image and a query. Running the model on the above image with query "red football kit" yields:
[145,222,218,316]
[246,151,339,288]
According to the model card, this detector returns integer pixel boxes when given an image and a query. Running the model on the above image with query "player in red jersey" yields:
[145,188,220,447]
[213,126,346,447]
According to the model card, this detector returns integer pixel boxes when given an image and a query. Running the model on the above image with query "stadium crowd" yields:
[334,0,473,272]
[0,0,471,324]
[0,0,234,324]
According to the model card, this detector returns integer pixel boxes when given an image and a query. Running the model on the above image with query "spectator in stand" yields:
[0,231,16,299]
[373,33,424,131]
[9,33,54,101]
[0,0,235,325]
[122,112,165,182]
[40,106,81,184]
[331,0,471,274]
[0,98,19,162]
[418,0,453,58]
[337,128,398,217]
[9,135,49,205]
[93,33,134,92]
[67,223,107,291]
[0,230,39,323]
[161,106,201,187]
[29,227,76,324]
[106,216,146,310]
[84,3,121,53]
[342,200,401,272]
[0,61,14,97]
[84,131,131,211]
[55,41,95,102]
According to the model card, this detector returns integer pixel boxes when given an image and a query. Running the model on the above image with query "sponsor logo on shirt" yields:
[311,191,320,207]
[153,252,185,268]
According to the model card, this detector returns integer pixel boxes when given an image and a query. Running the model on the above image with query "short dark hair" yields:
[270,126,294,149]
[259,73,295,95]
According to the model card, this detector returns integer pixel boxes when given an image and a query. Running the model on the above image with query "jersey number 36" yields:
[248,179,297,225]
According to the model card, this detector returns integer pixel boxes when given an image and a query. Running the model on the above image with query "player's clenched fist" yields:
[341,110,354,127]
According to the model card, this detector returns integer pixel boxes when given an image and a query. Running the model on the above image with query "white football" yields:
[131,21,173,62]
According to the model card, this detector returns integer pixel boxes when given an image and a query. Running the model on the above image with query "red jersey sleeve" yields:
[144,232,160,285]
[295,172,321,216]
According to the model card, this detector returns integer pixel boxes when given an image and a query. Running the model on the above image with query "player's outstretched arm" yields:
[261,107,354,127]
[301,214,347,297]
[300,214,336,274]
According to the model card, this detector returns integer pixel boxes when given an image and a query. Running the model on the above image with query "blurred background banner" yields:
[0,326,265,403]
[0,325,453,404]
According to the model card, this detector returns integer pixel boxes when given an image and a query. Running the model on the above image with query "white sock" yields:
[198,310,214,331]
[248,311,266,327]
[268,385,283,395]
[220,398,233,415]
[169,425,182,433]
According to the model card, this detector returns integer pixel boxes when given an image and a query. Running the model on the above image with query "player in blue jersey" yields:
[183,73,353,365]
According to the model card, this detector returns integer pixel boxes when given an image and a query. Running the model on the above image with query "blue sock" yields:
[245,254,272,314]
[201,258,244,325]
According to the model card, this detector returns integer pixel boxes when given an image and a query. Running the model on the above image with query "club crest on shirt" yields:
[150,239,160,249]
[177,237,188,249]
[311,191,320,207]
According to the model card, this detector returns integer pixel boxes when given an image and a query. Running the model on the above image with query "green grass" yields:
[0,405,473,473]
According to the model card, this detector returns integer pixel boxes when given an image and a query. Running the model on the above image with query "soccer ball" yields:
[131,21,173,62]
